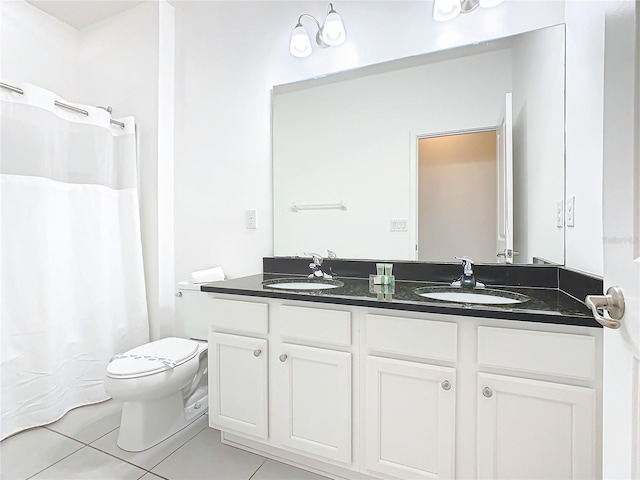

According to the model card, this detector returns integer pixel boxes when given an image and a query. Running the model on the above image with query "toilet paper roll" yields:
[191,266,225,283]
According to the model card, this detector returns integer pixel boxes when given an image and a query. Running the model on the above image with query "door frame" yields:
[409,126,498,261]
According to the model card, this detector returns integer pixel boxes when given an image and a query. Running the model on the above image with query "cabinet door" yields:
[275,343,351,464]
[477,373,596,479]
[209,332,268,439]
[365,356,456,480]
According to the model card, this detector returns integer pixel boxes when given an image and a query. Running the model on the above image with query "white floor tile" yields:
[0,427,83,480]
[29,446,145,480]
[150,427,266,480]
[45,400,123,444]
[251,460,330,480]
[90,414,208,470]
[137,474,166,480]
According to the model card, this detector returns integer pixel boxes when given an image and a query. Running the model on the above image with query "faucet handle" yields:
[455,256,474,264]
[304,252,323,266]
[455,256,474,275]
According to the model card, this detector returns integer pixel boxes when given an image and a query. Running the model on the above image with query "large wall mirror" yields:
[272,25,565,265]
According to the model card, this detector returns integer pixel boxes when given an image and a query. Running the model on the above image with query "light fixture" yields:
[433,0,505,22]
[289,3,346,58]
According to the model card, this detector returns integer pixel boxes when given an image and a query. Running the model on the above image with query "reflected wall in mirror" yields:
[273,25,565,264]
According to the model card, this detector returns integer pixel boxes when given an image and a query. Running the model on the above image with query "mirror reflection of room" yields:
[418,130,497,263]
[273,24,565,265]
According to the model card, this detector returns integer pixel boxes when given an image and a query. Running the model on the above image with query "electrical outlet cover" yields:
[557,200,564,227]
[566,197,575,227]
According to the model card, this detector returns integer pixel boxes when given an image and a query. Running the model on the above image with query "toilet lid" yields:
[107,337,199,378]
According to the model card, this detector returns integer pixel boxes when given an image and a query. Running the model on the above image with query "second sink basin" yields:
[414,286,529,305]
[262,278,344,291]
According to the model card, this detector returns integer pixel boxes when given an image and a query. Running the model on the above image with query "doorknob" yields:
[585,286,625,329]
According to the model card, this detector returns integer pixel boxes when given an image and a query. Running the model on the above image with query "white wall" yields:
[174,0,567,279]
[564,0,606,275]
[1,0,79,98]
[418,132,497,263]
[512,25,565,264]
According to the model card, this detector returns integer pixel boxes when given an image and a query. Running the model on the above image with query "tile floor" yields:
[0,401,328,480]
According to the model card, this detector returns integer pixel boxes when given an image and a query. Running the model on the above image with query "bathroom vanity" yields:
[200,259,602,480]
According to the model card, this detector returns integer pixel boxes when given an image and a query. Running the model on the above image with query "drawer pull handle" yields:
[253,349,262,357]
[441,380,452,391]
[175,292,182,297]
[279,354,288,362]
[482,387,493,398]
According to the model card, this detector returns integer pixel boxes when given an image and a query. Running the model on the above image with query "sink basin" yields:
[262,278,344,291]
[414,286,529,305]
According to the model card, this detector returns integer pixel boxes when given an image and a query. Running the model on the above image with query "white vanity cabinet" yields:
[270,304,354,464]
[475,326,598,479]
[208,298,269,439]
[206,294,602,480]
[363,314,458,480]
[209,332,268,439]
[477,373,596,479]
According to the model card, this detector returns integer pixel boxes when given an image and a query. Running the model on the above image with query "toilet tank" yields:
[174,281,213,341]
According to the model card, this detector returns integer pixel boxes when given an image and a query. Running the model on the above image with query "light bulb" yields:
[290,24,312,58]
[433,0,462,21]
[322,9,346,46]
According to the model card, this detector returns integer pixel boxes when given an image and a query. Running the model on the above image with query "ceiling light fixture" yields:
[433,0,505,22]
[289,3,346,58]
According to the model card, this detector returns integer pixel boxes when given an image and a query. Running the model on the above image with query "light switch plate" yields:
[246,209,257,229]
[390,219,408,232]
[566,196,575,227]
[557,200,564,227]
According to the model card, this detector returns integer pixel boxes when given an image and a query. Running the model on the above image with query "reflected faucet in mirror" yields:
[451,256,485,289]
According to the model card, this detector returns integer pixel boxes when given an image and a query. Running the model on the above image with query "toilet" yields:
[104,281,209,452]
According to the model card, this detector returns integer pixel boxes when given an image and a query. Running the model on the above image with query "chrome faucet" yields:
[304,252,333,279]
[451,256,484,289]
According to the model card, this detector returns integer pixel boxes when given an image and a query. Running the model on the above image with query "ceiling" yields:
[26,1,143,30]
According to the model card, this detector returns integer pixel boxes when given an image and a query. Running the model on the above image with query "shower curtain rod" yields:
[1,82,125,129]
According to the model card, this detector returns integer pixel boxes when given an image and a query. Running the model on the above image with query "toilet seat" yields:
[107,337,199,379]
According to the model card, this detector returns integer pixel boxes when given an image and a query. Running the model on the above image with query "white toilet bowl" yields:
[104,337,208,452]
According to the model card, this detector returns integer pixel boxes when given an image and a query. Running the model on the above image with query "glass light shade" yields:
[479,0,505,7]
[433,0,462,21]
[290,24,312,58]
[322,10,346,46]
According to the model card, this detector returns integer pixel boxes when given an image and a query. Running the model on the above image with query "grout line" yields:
[88,426,121,444]
[149,418,208,470]
[25,444,87,480]
[87,444,149,473]
[40,427,88,446]
[247,458,269,480]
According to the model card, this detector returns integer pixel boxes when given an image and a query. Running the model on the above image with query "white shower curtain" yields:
[0,82,149,440]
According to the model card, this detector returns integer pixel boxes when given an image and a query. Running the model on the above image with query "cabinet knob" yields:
[175,291,182,297]
[441,380,452,391]
[482,387,493,398]
[279,354,288,362]
[253,349,262,357]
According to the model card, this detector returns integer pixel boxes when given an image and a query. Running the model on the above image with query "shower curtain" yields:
[0,82,149,440]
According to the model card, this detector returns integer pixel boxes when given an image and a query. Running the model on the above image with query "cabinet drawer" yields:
[209,298,268,334]
[477,326,596,380]
[276,305,351,346]
[365,314,457,362]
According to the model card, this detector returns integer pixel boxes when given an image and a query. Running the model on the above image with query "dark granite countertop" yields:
[201,273,600,328]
